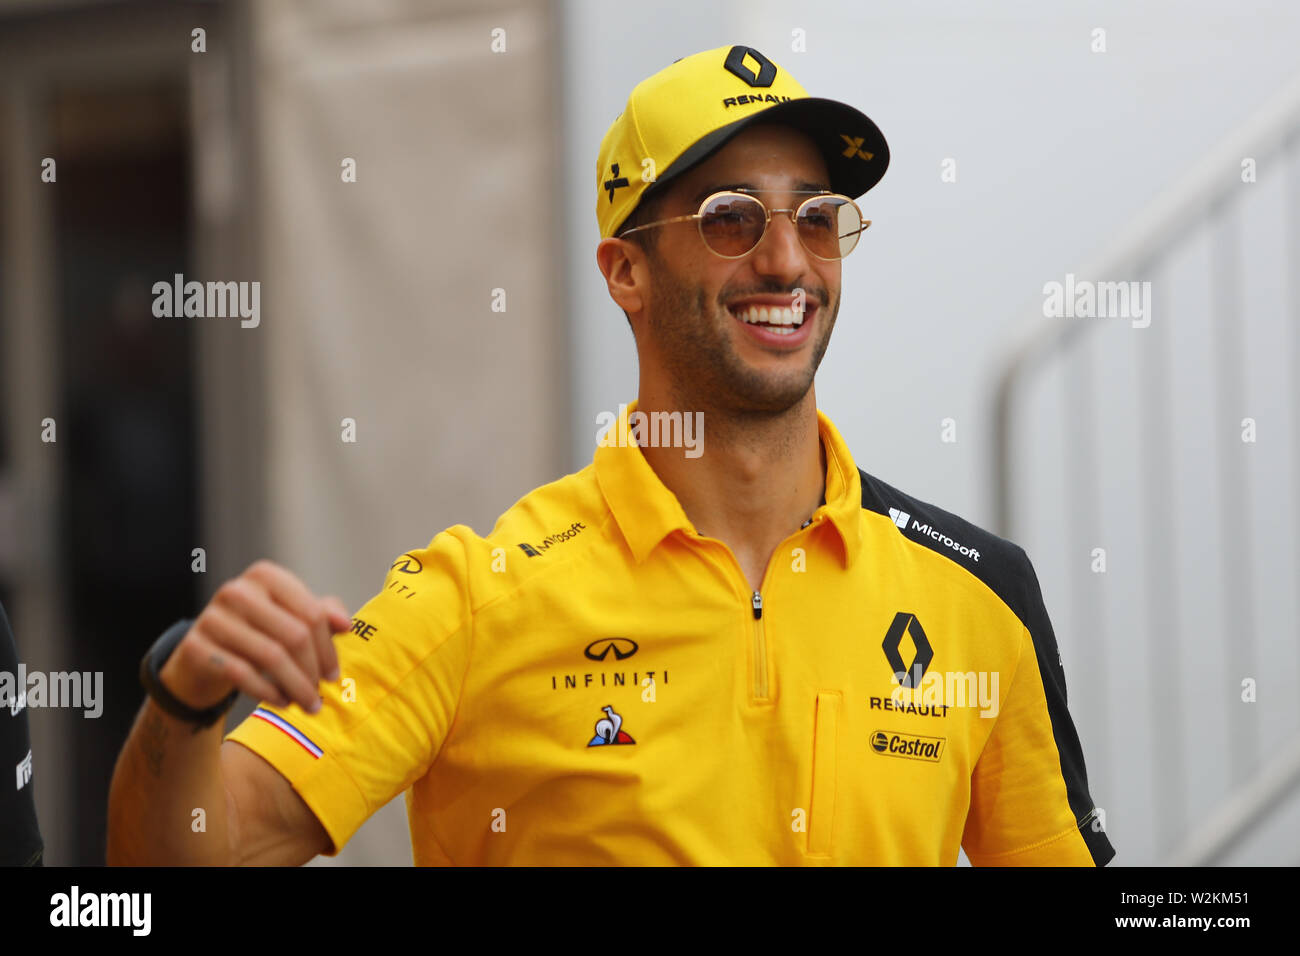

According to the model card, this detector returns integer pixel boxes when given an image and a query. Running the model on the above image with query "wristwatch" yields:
[138,619,240,729]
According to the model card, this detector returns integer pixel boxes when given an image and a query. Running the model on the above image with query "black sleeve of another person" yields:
[0,601,43,866]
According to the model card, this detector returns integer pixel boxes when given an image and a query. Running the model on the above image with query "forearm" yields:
[107,698,233,865]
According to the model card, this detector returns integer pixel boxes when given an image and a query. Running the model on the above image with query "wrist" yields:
[140,619,239,728]
[157,649,235,712]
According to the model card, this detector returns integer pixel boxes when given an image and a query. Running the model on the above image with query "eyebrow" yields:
[688,180,831,205]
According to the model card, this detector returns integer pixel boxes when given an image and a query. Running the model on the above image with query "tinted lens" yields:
[797,196,862,259]
[698,194,767,257]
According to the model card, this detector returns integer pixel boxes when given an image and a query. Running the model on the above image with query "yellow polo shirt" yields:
[225,403,1114,866]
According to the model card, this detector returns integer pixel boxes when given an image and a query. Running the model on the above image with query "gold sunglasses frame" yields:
[617,188,871,260]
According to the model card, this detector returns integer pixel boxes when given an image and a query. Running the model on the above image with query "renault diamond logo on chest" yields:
[883,612,933,688]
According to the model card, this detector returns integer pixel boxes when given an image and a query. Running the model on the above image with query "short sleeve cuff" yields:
[225,708,371,857]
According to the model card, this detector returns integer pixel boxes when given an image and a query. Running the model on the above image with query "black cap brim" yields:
[646,97,889,203]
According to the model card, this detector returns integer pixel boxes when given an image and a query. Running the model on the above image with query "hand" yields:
[158,560,351,714]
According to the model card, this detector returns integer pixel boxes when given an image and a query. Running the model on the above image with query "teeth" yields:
[731,304,805,327]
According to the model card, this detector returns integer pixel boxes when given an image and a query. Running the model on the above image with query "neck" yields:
[636,384,826,590]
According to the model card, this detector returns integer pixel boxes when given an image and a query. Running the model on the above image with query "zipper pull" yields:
[752,591,763,620]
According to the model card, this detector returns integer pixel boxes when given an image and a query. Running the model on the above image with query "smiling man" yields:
[598,121,847,593]
[109,44,1114,867]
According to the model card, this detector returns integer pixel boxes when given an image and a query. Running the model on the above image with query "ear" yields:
[596,237,646,317]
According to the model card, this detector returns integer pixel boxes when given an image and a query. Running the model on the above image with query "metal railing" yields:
[992,71,1300,866]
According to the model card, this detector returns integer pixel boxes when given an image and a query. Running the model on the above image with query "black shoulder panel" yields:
[858,468,1031,623]
[858,469,1115,865]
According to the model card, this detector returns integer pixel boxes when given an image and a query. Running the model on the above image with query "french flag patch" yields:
[252,706,323,759]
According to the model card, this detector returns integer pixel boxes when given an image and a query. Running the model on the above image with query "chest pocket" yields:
[808,690,840,857]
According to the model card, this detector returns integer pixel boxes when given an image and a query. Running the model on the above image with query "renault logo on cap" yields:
[723,45,777,87]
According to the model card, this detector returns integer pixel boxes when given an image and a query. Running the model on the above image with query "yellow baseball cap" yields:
[596,43,889,240]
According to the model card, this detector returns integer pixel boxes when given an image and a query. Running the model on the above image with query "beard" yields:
[643,249,837,416]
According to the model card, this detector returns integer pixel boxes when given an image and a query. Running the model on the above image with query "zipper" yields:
[699,514,821,703]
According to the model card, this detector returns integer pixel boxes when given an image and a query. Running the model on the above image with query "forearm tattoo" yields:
[140,707,168,778]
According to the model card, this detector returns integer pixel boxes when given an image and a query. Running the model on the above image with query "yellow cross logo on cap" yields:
[840,134,874,161]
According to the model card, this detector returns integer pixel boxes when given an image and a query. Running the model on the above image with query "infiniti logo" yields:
[584,638,638,662]
[391,553,423,574]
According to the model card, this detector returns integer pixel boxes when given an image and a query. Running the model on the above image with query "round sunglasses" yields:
[618,188,869,260]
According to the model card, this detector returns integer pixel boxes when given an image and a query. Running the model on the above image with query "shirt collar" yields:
[593,400,862,568]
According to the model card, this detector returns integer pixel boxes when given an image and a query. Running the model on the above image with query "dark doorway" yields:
[52,82,199,864]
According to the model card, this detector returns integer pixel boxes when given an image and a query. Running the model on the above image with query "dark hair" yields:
[616,188,665,254]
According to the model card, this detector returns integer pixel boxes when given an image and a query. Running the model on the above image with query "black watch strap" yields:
[139,619,239,730]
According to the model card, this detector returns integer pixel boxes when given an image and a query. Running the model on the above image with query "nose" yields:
[748,207,811,280]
